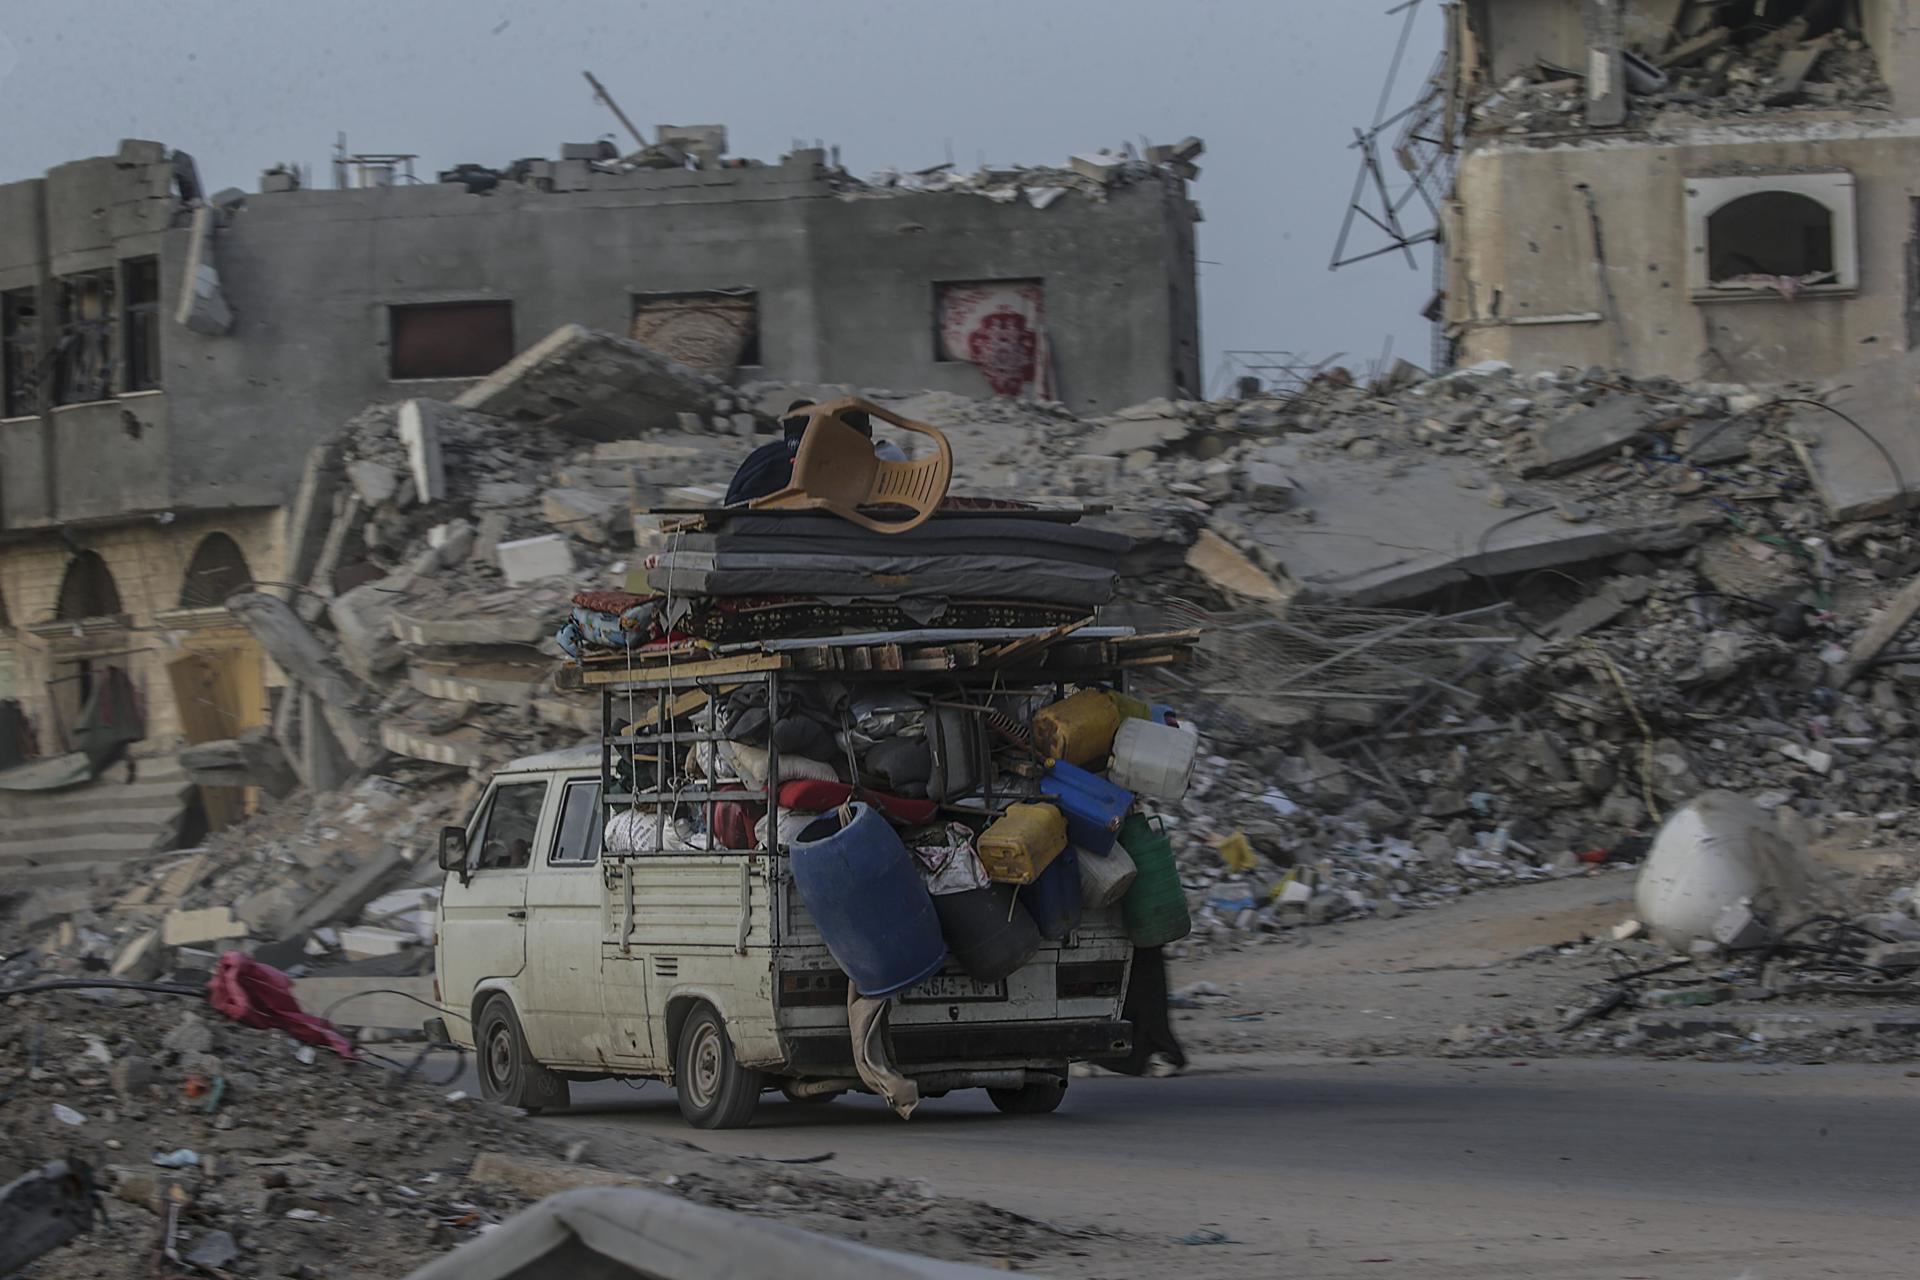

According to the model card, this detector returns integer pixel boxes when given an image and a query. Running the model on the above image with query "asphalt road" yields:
[524,1055,1920,1279]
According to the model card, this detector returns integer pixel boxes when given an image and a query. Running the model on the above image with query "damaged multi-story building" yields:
[1441,0,1919,385]
[0,129,1202,873]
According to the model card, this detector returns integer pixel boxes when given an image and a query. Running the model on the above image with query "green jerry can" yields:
[1118,813,1192,947]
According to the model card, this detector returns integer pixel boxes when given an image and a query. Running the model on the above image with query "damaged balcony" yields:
[1463,0,1892,138]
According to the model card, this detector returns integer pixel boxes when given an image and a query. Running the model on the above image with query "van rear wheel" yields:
[988,1076,1066,1115]
[475,997,569,1113]
[675,1004,762,1129]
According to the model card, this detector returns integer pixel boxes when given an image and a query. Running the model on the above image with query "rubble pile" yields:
[14,319,1920,1076]
[0,988,559,1279]
[839,136,1204,208]
[1474,8,1891,135]
[0,986,1071,1277]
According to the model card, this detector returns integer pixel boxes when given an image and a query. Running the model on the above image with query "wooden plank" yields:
[985,617,1093,665]
[873,644,904,672]
[1833,569,1920,688]
[583,653,786,687]
[1113,628,1204,648]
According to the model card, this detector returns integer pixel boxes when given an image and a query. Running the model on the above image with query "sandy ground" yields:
[1170,869,1640,1057]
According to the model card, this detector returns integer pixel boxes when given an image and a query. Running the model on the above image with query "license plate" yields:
[902,974,1008,1002]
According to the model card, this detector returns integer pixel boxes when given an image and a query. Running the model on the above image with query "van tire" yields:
[988,1076,1066,1115]
[675,1004,761,1129]
[475,997,570,1114]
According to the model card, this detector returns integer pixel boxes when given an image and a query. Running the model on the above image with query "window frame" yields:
[547,778,604,866]
[1685,171,1859,303]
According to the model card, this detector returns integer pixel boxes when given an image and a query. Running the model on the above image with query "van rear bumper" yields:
[781,1019,1133,1072]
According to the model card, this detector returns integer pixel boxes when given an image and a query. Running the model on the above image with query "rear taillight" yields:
[777,970,848,1007]
[1056,961,1126,1001]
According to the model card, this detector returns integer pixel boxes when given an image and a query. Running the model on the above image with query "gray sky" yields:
[0,0,1442,392]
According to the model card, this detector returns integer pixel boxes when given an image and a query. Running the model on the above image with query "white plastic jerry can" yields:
[1107,717,1199,802]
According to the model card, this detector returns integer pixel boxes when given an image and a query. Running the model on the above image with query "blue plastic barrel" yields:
[789,804,948,997]
[1040,760,1133,855]
[1022,846,1084,940]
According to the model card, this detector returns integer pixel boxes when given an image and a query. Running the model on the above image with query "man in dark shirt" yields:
[724,399,899,506]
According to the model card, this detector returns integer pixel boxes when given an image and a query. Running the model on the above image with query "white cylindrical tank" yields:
[1635,791,1812,951]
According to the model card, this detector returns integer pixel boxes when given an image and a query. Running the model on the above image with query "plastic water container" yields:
[1031,689,1121,768]
[1108,718,1199,802]
[933,884,1042,982]
[1118,814,1192,947]
[788,804,947,997]
[1022,847,1084,940]
[1040,760,1133,856]
[976,803,1069,885]
[1077,842,1138,908]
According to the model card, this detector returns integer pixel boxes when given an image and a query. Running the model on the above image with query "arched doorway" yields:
[167,532,269,832]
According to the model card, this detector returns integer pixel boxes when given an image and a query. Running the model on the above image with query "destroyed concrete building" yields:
[1443,1,1919,386]
[0,131,1202,874]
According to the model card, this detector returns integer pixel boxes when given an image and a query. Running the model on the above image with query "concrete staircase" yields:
[0,753,195,889]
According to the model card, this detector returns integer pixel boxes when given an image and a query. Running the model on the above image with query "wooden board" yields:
[583,652,787,687]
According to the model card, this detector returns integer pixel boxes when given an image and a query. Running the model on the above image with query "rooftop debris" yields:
[1471,4,1890,136]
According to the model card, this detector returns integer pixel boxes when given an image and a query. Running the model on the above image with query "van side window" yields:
[471,779,547,871]
[550,780,603,865]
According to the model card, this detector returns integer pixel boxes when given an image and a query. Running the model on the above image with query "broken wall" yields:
[1447,122,1920,381]
[155,156,1200,519]
[1468,0,1588,84]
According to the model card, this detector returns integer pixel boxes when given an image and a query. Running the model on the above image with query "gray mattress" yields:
[663,515,1132,570]
[646,551,1117,606]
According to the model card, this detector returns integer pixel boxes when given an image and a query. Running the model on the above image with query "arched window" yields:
[55,551,122,621]
[1707,191,1834,283]
[178,533,253,609]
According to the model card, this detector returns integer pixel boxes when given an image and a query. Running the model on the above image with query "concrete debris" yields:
[1472,13,1888,135]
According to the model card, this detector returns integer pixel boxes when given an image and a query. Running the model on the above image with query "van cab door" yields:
[438,777,549,1037]
[521,777,616,1063]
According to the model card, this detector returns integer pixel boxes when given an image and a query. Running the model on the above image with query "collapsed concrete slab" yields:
[1787,365,1920,522]
[1233,451,1707,605]
[177,728,299,797]
[228,592,386,769]
[452,323,723,442]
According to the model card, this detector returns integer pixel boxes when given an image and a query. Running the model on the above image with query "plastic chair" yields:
[748,396,953,534]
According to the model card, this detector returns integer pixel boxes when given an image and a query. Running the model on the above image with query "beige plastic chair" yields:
[748,396,954,534]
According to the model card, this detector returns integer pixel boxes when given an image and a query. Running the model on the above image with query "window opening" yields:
[55,551,123,621]
[1,288,39,418]
[630,290,759,372]
[123,257,162,392]
[469,780,547,871]
[389,301,513,379]
[549,780,604,864]
[54,270,115,405]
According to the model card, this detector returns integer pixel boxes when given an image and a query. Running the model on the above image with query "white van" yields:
[433,746,1135,1128]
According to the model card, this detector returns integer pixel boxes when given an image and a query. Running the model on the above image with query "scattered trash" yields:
[184,1229,239,1270]
[50,1104,84,1126]
[151,1149,201,1169]
[294,1044,317,1066]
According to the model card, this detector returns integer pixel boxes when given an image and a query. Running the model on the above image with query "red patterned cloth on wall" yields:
[936,281,1052,398]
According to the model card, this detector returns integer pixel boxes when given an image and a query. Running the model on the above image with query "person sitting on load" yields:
[724,399,906,506]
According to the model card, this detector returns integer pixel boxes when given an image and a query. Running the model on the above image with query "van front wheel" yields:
[475,997,569,1113]
[675,1004,762,1129]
